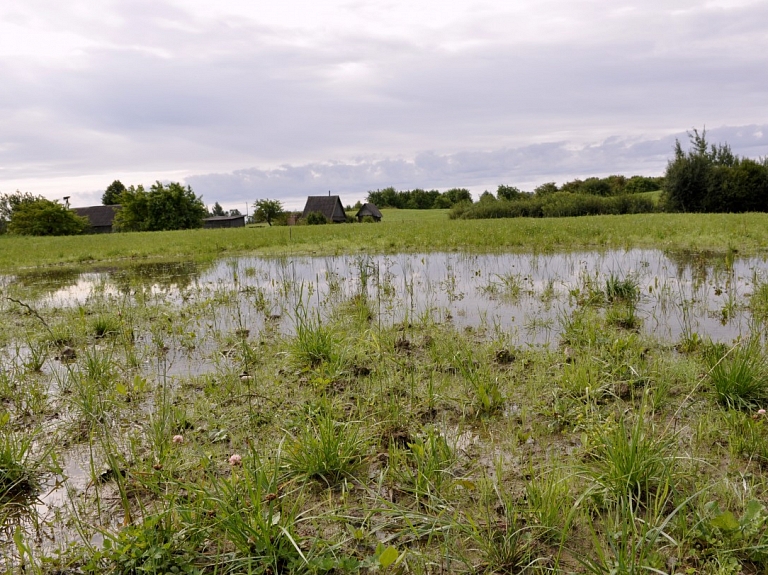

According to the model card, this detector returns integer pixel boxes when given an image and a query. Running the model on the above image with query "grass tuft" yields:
[283,412,368,486]
[708,339,768,410]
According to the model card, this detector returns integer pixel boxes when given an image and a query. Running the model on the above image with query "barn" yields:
[355,203,383,222]
[203,215,246,229]
[301,196,347,223]
[72,205,120,233]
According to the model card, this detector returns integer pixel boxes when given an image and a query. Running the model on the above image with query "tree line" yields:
[0,180,227,236]
[2,130,765,234]
[367,176,663,211]
[450,130,768,220]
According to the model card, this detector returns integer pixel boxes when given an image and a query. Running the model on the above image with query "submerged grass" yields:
[5,243,768,573]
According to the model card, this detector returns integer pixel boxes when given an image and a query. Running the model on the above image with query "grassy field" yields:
[3,252,768,574]
[4,211,768,573]
[1,211,767,271]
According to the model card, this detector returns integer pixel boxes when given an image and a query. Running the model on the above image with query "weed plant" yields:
[389,427,457,501]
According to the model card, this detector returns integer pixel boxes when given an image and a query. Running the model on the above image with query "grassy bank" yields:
[0,211,767,271]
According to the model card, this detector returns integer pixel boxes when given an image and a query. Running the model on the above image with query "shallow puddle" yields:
[11,248,767,347]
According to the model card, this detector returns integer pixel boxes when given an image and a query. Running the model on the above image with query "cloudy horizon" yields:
[1,0,767,211]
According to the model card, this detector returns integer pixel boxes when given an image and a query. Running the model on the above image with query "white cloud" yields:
[1,0,767,206]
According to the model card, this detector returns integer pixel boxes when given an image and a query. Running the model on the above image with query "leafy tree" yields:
[479,191,497,203]
[624,176,662,194]
[228,208,242,216]
[406,189,441,209]
[604,175,627,195]
[7,199,89,236]
[253,199,284,226]
[534,182,558,196]
[366,187,403,209]
[441,188,473,205]
[663,129,768,213]
[102,180,126,205]
[580,177,613,196]
[559,179,584,194]
[496,185,523,201]
[210,202,226,216]
[114,182,206,232]
[0,192,44,233]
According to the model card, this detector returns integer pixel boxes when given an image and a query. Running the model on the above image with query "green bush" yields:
[305,211,328,225]
[663,129,768,213]
[449,192,656,220]
[7,199,89,236]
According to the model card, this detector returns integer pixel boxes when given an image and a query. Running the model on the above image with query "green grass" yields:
[7,231,768,573]
[1,211,768,271]
[708,339,768,410]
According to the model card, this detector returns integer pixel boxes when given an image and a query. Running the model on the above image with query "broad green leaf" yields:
[379,545,398,568]
[711,511,739,532]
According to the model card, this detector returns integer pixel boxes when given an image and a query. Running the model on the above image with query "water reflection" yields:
[7,249,768,346]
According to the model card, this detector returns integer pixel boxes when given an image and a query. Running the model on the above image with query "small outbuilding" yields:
[302,196,347,223]
[204,215,246,229]
[72,205,120,233]
[355,203,383,222]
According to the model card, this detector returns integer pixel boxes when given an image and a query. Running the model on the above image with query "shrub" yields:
[8,199,89,236]
[305,211,328,225]
[449,192,656,220]
[663,129,768,213]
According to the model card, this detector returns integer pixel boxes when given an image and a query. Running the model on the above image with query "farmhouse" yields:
[203,215,246,229]
[355,203,383,222]
[301,195,347,223]
[72,205,120,233]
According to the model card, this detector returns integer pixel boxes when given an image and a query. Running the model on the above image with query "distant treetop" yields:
[102,180,126,205]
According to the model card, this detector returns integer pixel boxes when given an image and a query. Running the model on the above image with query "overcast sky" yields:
[1,0,767,210]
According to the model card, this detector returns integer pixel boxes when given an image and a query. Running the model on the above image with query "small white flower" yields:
[229,454,243,466]
[172,435,184,444]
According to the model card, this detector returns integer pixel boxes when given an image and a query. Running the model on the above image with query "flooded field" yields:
[3,248,768,574]
[13,248,767,345]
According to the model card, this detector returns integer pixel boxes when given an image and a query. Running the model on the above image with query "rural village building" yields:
[203,215,246,229]
[301,195,347,223]
[355,203,383,222]
[72,205,120,233]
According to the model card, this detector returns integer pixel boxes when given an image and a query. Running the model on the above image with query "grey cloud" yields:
[185,124,768,208]
[1,0,767,197]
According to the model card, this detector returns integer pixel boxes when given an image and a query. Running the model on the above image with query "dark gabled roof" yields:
[302,196,347,222]
[72,205,120,227]
[356,203,383,219]
[203,215,245,222]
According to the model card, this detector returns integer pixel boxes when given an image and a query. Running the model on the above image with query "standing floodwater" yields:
[10,248,768,348]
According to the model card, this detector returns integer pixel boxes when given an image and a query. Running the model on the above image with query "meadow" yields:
[3,214,768,574]
[1,211,768,270]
